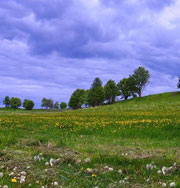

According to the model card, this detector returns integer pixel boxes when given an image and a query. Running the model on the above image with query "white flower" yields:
[53,181,58,186]
[146,178,150,182]
[3,185,8,188]
[45,162,49,166]
[20,171,27,175]
[84,158,90,163]
[20,179,25,184]
[118,169,122,174]
[76,159,81,164]
[9,172,14,176]
[170,182,175,187]
[0,172,3,178]
[13,167,17,171]
[162,167,167,175]
[124,177,128,181]
[168,166,174,171]
[161,182,166,187]
[34,155,40,161]
[119,180,125,184]
[49,158,55,167]
[104,166,109,170]
[108,167,113,171]
[146,164,151,170]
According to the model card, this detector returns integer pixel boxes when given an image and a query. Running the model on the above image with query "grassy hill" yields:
[0,92,180,187]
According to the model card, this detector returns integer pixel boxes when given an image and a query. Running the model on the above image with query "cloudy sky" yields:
[0,0,180,107]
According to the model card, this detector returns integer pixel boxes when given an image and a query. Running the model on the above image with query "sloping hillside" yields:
[0,92,180,187]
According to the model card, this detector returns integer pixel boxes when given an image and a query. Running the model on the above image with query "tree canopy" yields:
[68,89,85,109]
[23,99,35,110]
[3,96,11,107]
[104,80,119,104]
[131,67,150,97]
[10,97,21,109]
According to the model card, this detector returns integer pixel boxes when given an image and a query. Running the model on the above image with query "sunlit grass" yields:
[0,92,180,187]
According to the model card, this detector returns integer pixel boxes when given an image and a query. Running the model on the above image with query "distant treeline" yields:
[2,66,150,110]
[5,66,180,111]
[68,67,150,109]
[2,96,67,110]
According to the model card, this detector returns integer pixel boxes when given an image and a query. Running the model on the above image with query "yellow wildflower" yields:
[11,178,17,183]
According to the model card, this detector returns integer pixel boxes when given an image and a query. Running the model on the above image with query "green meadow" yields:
[1,92,180,187]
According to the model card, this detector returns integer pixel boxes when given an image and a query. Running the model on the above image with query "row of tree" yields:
[68,67,150,109]
[3,96,67,110]
[41,98,67,109]
[3,96,35,110]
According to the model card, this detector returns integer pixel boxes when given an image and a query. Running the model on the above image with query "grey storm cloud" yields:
[0,0,179,107]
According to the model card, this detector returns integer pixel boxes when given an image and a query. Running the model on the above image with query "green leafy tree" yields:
[41,98,53,109]
[60,102,67,109]
[131,67,150,97]
[41,98,48,109]
[54,102,59,109]
[3,96,11,107]
[68,89,85,109]
[87,87,105,107]
[117,78,132,100]
[87,78,105,107]
[91,77,102,89]
[84,89,91,107]
[23,99,34,110]
[104,80,119,104]
[10,97,21,109]
[177,77,180,89]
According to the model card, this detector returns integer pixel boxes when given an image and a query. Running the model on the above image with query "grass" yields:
[0,92,180,187]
